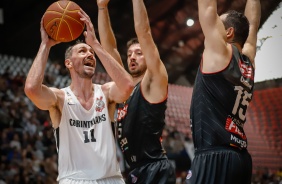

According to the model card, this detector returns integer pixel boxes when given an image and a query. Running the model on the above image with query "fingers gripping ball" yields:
[43,0,85,42]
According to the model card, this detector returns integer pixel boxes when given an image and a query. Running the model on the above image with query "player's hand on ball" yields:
[78,9,99,46]
[40,18,60,47]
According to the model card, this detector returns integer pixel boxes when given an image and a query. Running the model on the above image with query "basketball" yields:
[43,0,85,42]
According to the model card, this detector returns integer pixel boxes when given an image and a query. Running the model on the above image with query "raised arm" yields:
[198,0,229,52]
[132,0,168,102]
[79,9,134,103]
[97,0,123,66]
[24,18,60,111]
[242,0,261,65]
[198,0,230,72]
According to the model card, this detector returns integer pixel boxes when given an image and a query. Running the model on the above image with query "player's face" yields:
[127,43,147,78]
[70,43,96,79]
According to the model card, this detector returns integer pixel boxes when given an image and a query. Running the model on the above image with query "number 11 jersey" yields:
[55,85,122,181]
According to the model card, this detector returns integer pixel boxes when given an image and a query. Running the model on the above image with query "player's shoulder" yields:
[101,81,114,90]
[100,81,114,97]
[242,44,256,65]
[51,87,64,97]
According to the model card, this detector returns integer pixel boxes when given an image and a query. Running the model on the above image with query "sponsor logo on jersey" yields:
[226,116,247,148]
[95,96,105,112]
[238,59,253,89]
[117,104,130,153]
[66,91,71,96]
[225,116,246,139]
[239,59,254,80]
[119,137,128,152]
[117,104,128,121]
[67,98,75,105]
[230,134,247,148]
[240,76,252,89]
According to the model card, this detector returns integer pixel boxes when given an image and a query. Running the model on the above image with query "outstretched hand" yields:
[40,18,60,47]
[78,8,99,46]
[97,0,110,8]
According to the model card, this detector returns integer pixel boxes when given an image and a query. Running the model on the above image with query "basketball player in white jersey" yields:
[24,9,134,184]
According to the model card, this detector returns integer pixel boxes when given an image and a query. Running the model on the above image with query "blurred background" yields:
[0,0,282,183]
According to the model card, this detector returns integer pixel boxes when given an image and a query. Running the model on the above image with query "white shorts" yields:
[59,176,125,184]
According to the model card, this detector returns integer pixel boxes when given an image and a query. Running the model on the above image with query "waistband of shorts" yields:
[194,145,248,155]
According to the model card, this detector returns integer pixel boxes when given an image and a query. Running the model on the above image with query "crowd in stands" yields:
[0,57,281,183]
[0,72,58,183]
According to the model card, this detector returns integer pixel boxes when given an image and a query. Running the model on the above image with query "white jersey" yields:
[55,85,122,182]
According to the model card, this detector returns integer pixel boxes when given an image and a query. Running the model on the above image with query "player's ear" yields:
[226,27,234,39]
[65,59,72,69]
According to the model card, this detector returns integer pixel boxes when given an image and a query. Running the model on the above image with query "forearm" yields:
[245,0,261,30]
[198,0,218,31]
[131,0,166,76]
[132,0,151,36]
[242,0,261,62]
[25,42,51,91]
[93,42,133,88]
[98,7,115,51]
[97,6,123,66]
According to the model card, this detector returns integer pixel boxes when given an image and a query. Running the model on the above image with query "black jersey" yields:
[190,44,255,151]
[116,82,168,169]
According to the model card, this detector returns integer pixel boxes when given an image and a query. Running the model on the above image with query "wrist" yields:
[98,6,107,10]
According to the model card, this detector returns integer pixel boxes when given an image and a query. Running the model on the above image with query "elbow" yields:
[24,82,38,98]
[24,82,32,96]
[124,80,135,96]
[122,80,135,100]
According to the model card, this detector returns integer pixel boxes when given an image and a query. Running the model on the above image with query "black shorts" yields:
[126,159,176,184]
[186,146,252,184]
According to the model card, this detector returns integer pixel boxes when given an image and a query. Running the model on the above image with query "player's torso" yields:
[190,45,255,151]
[116,83,168,168]
[55,85,121,180]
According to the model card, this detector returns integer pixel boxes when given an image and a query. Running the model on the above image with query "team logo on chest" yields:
[95,96,105,112]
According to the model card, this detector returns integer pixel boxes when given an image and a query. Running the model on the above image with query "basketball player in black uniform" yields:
[187,0,261,184]
[96,0,176,183]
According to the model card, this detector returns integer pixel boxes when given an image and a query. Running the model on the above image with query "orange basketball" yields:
[43,0,85,42]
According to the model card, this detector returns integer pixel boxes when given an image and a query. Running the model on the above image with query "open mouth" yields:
[130,62,137,68]
[84,59,94,67]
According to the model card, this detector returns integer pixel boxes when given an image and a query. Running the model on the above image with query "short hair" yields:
[65,40,85,60]
[126,38,139,50]
[221,10,249,47]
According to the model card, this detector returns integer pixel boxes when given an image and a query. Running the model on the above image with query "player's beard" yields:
[81,71,95,79]
[129,67,146,78]
[75,68,95,79]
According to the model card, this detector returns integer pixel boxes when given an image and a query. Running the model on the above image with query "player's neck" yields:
[228,41,242,52]
[70,81,94,99]
[133,75,144,86]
